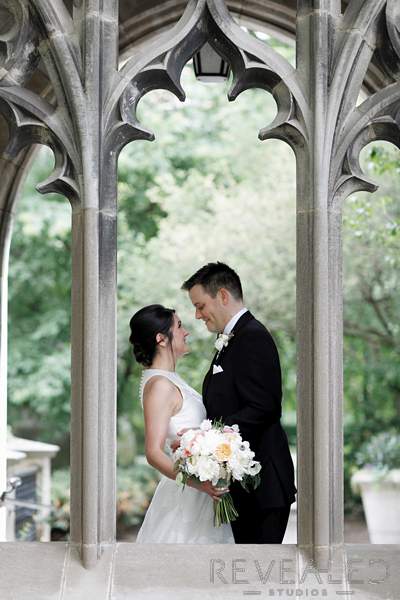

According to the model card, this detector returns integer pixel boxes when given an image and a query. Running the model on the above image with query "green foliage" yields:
[355,429,400,472]
[116,64,297,450]
[341,142,400,510]
[48,467,71,537]
[47,462,161,538]
[8,150,72,442]
[118,149,166,241]
[343,142,400,428]
[343,417,400,513]
[367,144,400,176]
[116,461,161,533]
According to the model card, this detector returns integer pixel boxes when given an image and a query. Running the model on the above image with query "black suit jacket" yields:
[202,311,297,510]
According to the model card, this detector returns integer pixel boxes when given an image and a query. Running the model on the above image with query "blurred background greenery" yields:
[7,34,400,539]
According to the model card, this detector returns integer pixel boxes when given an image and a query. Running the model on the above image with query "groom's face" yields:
[188,284,227,333]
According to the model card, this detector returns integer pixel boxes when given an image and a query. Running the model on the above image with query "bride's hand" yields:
[194,480,230,501]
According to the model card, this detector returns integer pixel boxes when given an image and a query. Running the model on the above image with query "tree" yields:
[343,142,400,423]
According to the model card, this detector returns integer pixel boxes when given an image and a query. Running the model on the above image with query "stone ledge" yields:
[0,542,398,599]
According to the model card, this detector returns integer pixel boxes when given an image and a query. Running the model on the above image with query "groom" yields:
[182,261,296,543]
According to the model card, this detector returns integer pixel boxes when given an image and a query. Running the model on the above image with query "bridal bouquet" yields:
[172,419,261,527]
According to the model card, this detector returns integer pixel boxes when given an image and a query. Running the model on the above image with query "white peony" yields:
[189,439,203,455]
[180,429,198,447]
[198,429,221,455]
[197,456,220,483]
[186,456,199,474]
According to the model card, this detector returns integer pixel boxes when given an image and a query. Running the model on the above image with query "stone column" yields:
[295,0,344,554]
[0,0,119,566]
[68,0,119,568]
[294,0,395,558]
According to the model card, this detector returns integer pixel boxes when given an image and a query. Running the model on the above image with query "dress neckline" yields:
[143,368,176,374]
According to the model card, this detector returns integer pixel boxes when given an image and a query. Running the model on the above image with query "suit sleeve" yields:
[223,329,282,439]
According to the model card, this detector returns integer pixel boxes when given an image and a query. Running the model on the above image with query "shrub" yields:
[48,459,160,539]
[355,430,400,473]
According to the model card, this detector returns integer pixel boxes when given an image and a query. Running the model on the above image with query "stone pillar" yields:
[295,0,344,554]
[0,0,119,566]
[294,0,397,558]
[68,0,119,568]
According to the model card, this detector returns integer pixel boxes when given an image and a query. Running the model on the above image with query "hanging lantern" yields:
[193,42,230,82]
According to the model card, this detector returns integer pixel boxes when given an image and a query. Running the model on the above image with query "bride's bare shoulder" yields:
[143,375,182,413]
[143,374,174,394]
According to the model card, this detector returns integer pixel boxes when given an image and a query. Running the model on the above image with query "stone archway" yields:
[0,0,400,596]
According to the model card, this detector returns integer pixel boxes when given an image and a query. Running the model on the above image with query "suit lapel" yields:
[215,311,254,363]
[203,311,255,412]
[203,348,218,409]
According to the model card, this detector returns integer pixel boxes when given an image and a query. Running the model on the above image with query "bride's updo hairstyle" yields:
[129,304,175,367]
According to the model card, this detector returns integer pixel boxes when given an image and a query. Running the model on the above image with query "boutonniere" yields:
[214,332,234,359]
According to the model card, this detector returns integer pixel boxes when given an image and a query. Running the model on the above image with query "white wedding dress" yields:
[136,368,234,543]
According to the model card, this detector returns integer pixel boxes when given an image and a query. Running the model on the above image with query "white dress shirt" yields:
[223,307,248,335]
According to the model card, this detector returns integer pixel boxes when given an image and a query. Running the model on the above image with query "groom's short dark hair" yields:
[181,262,243,300]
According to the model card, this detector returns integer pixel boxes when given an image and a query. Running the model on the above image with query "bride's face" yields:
[170,313,190,358]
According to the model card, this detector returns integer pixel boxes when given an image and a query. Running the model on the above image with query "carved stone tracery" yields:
[1,1,399,207]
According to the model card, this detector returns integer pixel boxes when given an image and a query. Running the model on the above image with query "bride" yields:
[128,304,234,543]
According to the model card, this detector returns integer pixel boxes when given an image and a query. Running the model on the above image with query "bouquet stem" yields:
[213,492,238,527]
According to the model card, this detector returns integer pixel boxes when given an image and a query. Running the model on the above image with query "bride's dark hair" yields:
[129,304,175,367]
